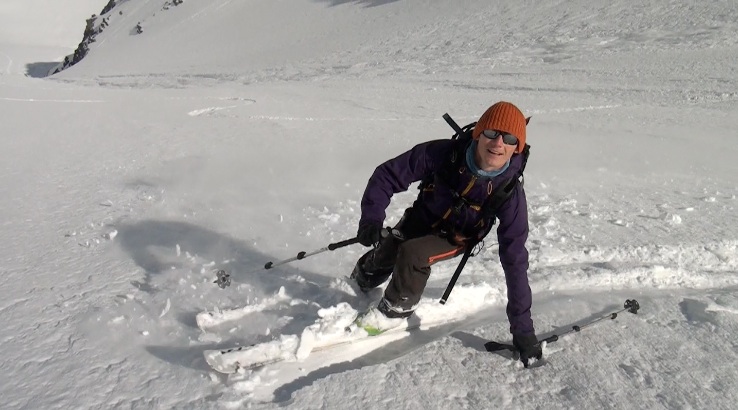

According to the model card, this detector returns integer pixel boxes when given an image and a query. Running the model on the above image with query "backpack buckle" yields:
[452,195,471,214]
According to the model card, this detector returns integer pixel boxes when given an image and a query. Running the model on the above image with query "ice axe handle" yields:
[443,113,464,135]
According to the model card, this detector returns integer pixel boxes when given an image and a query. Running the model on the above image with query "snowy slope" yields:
[1,0,738,409]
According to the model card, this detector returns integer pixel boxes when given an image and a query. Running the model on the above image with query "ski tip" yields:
[203,350,238,374]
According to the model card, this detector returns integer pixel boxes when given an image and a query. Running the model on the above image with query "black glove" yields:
[513,334,543,368]
[357,221,383,247]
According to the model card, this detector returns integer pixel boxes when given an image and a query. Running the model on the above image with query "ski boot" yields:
[354,298,413,335]
[350,250,393,292]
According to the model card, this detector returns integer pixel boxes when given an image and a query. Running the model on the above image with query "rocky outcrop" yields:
[100,0,117,15]
[49,0,186,76]
[49,2,113,76]
[162,0,184,10]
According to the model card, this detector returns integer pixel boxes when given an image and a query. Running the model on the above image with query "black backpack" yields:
[433,113,531,240]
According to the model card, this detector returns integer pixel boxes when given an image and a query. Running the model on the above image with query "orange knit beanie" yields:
[472,101,527,153]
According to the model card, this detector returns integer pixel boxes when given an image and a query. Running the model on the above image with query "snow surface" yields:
[1,0,738,408]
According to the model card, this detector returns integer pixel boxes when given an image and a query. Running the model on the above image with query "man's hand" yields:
[357,221,383,247]
[513,334,543,368]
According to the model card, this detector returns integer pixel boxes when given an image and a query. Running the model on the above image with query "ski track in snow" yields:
[1,51,12,74]
[243,105,622,122]
[0,97,105,103]
[187,105,238,116]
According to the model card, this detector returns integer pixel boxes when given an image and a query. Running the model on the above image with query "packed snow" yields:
[1,0,737,409]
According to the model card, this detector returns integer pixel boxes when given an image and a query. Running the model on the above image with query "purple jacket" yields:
[360,139,534,336]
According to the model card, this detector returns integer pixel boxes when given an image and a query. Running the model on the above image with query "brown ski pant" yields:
[365,231,464,312]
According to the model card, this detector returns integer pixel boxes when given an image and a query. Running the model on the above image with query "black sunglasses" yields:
[482,130,518,146]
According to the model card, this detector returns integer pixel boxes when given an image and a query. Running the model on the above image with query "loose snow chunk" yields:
[318,213,340,223]
[159,298,171,318]
[317,302,356,317]
[414,282,502,323]
[109,316,126,324]
[310,302,359,338]
[296,328,316,359]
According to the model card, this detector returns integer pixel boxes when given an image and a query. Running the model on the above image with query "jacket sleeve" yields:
[495,182,535,336]
[360,140,450,225]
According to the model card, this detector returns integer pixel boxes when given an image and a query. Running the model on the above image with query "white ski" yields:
[204,282,504,374]
[205,312,466,373]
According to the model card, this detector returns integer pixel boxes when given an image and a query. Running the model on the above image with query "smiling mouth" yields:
[487,149,503,156]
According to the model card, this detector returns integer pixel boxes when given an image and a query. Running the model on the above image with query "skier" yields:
[352,101,542,366]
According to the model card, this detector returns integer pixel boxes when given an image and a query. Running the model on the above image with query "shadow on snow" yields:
[115,219,336,297]
[116,219,364,370]
[25,62,58,78]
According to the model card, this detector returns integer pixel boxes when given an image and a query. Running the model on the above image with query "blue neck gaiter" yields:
[465,140,509,178]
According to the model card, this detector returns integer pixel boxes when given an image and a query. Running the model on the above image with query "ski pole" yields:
[538,299,640,346]
[261,228,393,276]
[264,237,360,269]
[213,237,360,289]
[484,299,640,354]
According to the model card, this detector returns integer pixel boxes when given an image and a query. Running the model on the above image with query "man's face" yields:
[474,130,518,171]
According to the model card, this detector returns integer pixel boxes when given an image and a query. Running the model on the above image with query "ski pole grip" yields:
[541,334,559,344]
[328,237,360,251]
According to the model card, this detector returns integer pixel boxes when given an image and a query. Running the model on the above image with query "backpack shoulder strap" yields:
[418,119,476,191]
[477,143,531,239]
